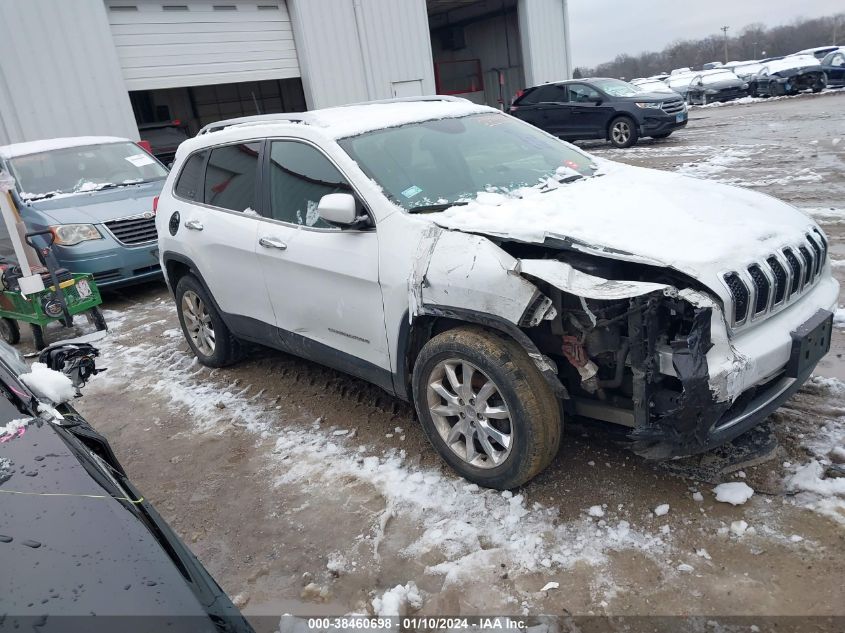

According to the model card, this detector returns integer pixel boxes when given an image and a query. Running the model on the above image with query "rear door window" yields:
[203,142,261,212]
[174,151,207,201]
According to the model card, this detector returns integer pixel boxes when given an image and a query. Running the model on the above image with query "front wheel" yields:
[412,326,561,489]
[86,306,107,332]
[175,275,241,367]
[608,116,639,148]
[812,75,826,93]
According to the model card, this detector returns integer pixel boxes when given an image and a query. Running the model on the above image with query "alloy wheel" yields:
[611,120,631,145]
[425,359,513,468]
[181,290,216,356]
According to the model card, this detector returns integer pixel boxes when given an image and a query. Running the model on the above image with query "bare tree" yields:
[579,12,845,79]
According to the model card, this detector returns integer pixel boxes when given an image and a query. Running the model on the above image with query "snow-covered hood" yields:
[18,180,162,225]
[430,160,819,296]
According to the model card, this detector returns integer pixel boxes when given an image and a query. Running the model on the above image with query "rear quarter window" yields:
[174,151,207,201]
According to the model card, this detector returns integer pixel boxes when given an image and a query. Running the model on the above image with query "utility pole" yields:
[721,26,730,63]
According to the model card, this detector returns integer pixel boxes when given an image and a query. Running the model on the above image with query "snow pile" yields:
[371,582,423,616]
[20,363,76,404]
[588,505,605,517]
[789,461,845,497]
[713,482,755,505]
[653,504,670,516]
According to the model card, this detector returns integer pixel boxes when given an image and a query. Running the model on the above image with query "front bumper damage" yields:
[517,259,839,459]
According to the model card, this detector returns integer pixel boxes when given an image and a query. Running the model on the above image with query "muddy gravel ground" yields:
[62,91,845,630]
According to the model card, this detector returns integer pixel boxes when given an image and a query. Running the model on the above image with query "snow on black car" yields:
[155,97,838,490]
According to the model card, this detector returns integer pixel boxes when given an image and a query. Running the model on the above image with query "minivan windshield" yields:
[8,142,168,201]
[592,78,641,97]
[338,113,597,211]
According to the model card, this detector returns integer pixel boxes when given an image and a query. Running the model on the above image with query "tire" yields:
[86,307,107,332]
[651,132,672,139]
[769,81,784,97]
[812,75,826,93]
[412,326,561,489]
[175,275,241,367]
[30,324,46,351]
[608,116,638,149]
[0,318,20,345]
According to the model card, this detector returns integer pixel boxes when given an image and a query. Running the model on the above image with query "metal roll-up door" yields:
[105,0,301,90]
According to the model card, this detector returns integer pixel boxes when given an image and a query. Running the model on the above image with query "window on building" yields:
[203,143,260,212]
[268,141,352,228]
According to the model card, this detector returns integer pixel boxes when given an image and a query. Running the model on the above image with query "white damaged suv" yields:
[156,96,837,489]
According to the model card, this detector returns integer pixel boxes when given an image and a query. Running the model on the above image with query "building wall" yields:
[431,9,524,108]
[0,0,139,145]
[288,0,436,109]
[518,0,571,87]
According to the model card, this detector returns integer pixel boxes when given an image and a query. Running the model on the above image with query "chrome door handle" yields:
[259,236,287,250]
[184,219,204,231]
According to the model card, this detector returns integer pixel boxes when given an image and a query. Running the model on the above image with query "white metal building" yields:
[0,0,571,145]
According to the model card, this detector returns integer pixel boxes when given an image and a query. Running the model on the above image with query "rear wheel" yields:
[608,116,638,148]
[175,275,241,367]
[0,318,20,345]
[412,326,561,489]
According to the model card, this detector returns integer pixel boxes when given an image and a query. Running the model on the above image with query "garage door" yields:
[105,0,301,91]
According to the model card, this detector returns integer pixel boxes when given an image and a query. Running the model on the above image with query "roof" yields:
[0,136,129,159]
[198,96,494,140]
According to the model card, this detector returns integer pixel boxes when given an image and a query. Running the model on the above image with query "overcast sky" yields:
[569,0,843,67]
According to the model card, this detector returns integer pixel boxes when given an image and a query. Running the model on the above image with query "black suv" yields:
[509,78,688,148]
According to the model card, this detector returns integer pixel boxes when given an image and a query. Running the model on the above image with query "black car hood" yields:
[0,420,219,627]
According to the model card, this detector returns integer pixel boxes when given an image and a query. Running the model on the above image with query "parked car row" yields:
[632,45,845,106]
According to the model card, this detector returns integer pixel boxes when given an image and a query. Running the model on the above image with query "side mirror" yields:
[317,193,359,226]
[588,96,603,105]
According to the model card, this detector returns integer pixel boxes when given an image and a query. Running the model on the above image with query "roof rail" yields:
[197,95,468,135]
[198,113,309,135]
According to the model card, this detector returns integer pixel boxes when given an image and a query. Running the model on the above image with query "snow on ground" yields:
[783,377,845,524]
[91,299,671,609]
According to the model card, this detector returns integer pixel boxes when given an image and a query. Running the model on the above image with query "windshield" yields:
[8,142,168,201]
[338,113,597,211]
[592,78,641,97]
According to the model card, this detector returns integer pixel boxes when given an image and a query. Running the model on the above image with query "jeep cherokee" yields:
[155,96,837,490]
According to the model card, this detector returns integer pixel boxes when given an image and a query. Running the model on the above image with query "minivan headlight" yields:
[635,102,662,109]
[51,224,102,246]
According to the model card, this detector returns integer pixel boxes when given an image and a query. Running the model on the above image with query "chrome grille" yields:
[722,232,828,328]
[661,99,685,115]
[104,214,157,246]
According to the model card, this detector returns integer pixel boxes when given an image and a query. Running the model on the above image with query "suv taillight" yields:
[152,196,159,214]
